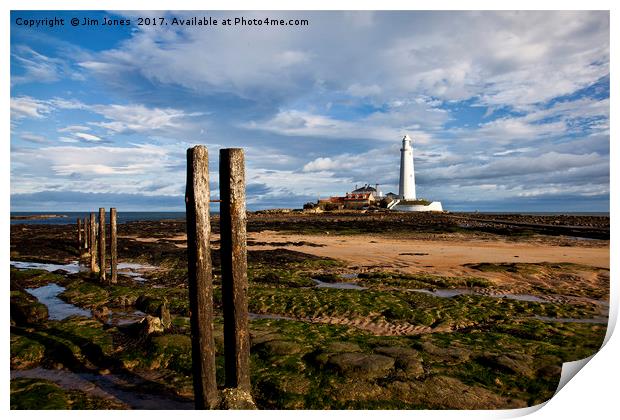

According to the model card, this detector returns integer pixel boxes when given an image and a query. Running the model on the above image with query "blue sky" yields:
[10,10,609,211]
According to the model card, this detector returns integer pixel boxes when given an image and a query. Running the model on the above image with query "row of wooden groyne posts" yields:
[76,207,118,283]
[74,147,254,409]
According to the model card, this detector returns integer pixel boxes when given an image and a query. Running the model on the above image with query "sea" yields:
[460,212,610,217]
[11,211,187,225]
[10,211,609,225]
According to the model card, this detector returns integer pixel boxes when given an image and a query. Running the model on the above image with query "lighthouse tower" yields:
[398,135,416,200]
[391,134,443,212]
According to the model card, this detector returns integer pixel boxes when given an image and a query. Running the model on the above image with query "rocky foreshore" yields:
[9,211,609,409]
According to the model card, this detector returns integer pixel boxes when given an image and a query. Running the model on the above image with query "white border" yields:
[3,2,616,419]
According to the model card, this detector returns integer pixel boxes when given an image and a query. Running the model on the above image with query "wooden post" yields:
[90,213,97,272]
[83,217,88,249]
[85,218,89,251]
[185,145,218,409]
[98,208,106,283]
[77,218,82,254]
[110,208,117,284]
[220,148,251,392]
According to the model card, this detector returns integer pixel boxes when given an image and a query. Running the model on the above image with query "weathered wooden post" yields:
[90,213,97,272]
[83,217,88,250]
[98,208,106,283]
[220,148,251,392]
[77,218,82,254]
[185,145,218,409]
[110,208,117,284]
[85,218,90,251]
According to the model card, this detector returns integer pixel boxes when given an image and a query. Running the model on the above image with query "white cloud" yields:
[89,104,191,134]
[276,50,311,67]
[246,98,447,142]
[11,143,189,196]
[11,46,82,85]
[52,163,148,176]
[73,132,102,142]
[58,125,91,133]
[493,148,533,156]
[475,118,567,143]
[516,183,609,198]
[347,83,382,97]
[19,133,48,144]
[77,14,314,100]
[300,147,403,194]
[425,151,604,181]
[10,96,52,120]
[246,167,353,201]
[11,96,199,137]
[48,98,87,110]
[302,151,384,173]
[58,137,79,143]
[49,99,197,135]
[382,11,608,107]
[523,97,610,125]
[245,109,395,141]
[77,11,607,109]
[303,157,341,172]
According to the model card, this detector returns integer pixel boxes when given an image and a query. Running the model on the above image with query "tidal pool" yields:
[11,260,84,274]
[411,288,553,303]
[312,279,367,290]
[25,283,91,320]
[11,368,193,409]
[11,260,156,282]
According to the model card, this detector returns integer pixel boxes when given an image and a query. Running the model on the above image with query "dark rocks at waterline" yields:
[109,295,138,308]
[92,306,111,322]
[121,315,165,338]
[11,290,49,325]
[312,273,342,283]
[140,315,165,335]
[135,295,167,317]
[157,302,172,330]
[132,297,172,330]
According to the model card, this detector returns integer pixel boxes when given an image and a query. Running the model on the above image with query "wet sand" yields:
[247,231,609,275]
[130,229,608,276]
[120,229,609,297]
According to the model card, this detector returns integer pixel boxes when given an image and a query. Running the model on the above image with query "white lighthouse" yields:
[390,134,443,212]
[398,135,416,200]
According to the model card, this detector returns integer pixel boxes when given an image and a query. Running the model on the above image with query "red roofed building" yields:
[316,184,382,210]
[343,191,376,209]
